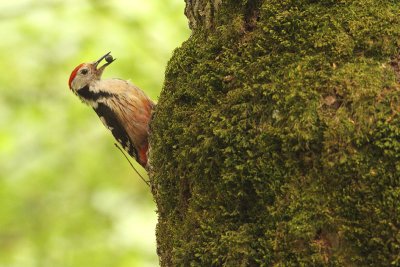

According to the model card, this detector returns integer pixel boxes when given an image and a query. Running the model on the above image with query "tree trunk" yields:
[150,1,400,266]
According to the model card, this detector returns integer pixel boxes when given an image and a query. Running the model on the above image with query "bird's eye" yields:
[80,69,88,75]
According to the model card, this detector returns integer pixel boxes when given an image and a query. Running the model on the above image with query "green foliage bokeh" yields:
[0,1,189,266]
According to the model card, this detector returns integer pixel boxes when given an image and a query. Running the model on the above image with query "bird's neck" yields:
[76,82,115,105]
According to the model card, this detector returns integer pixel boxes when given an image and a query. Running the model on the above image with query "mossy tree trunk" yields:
[150,1,400,266]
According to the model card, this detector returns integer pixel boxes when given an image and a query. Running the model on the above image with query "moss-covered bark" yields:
[150,1,400,266]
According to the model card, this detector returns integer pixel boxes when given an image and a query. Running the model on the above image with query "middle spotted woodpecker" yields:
[68,52,155,169]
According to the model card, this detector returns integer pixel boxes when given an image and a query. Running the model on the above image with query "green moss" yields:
[151,0,400,266]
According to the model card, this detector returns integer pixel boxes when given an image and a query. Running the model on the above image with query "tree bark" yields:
[150,1,400,266]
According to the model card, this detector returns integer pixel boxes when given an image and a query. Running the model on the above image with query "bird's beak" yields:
[93,51,115,74]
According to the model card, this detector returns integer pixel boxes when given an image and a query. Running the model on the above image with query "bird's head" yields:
[68,52,115,91]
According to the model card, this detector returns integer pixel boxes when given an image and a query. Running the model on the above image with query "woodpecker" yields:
[68,52,155,169]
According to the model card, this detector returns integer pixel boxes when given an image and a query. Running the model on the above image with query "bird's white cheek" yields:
[72,79,82,91]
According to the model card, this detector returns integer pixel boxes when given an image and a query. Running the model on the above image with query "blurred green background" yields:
[0,1,189,266]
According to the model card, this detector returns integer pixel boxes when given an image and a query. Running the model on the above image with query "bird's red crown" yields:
[68,63,85,89]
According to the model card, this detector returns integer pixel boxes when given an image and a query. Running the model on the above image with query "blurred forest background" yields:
[0,0,189,266]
